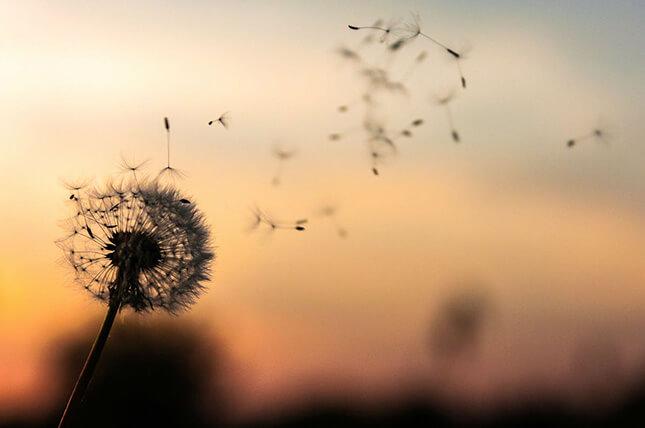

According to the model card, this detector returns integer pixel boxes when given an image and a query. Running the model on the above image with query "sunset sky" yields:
[1,0,645,422]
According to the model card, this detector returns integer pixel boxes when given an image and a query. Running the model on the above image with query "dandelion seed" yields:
[317,205,348,238]
[56,175,213,427]
[208,112,230,129]
[338,105,348,113]
[348,18,401,43]
[336,46,362,62]
[362,67,407,94]
[395,12,468,88]
[566,127,610,149]
[157,117,185,182]
[432,91,461,143]
[271,145,296,186]
[362,118,399,175]
[401,50,429,81]
[396,12,458,56]
[411,119,424,127]
[389,38,408,52]
[248,206,307,233]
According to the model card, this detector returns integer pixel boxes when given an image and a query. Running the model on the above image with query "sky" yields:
[1,0,645,422]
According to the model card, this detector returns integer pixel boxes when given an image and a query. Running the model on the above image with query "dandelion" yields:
[432,91,461,143]
[56,175,213,427]
[209,111,230,129]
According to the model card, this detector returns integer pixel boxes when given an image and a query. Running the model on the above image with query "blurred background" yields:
[1,0,644,426]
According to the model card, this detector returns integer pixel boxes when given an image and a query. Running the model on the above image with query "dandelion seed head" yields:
[57,177,214,313]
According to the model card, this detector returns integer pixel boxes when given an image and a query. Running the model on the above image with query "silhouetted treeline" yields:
[4,320,645,428]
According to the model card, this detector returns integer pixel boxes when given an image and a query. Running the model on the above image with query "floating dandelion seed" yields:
[271,145,296,186]
[395,12,461,58]
[56,174,213,427]
[389,37,408,52]
[395,12,468,88]
[411,118,424,127]
[158,117,185,181]
[402,50,428,81]
[348,17,401,43]
[362,67,407,94]
[317,205,348,238]
[208,111,230,129]
[363,118,399,175]
[356,18,385,45]
[327,124,362,143]
[335,93,374,114]
[364,118,398,152]
[336,46,362,62]
[248,205,307,233]
[566,127,610,148]
[433,91,461,143]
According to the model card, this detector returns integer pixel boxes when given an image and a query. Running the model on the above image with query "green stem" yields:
[57,298,122,428]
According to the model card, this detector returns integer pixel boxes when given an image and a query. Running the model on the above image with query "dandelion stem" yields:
[57,292,122,427]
